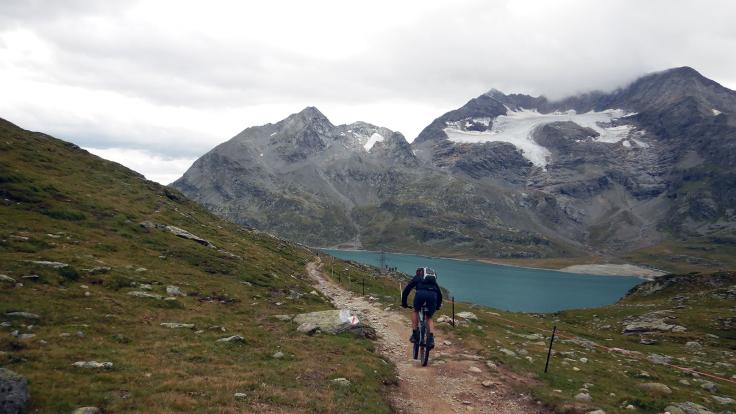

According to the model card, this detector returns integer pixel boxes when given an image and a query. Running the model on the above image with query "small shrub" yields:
[105,274,134,290]
[43,208,86,221]
[58,266,80,281]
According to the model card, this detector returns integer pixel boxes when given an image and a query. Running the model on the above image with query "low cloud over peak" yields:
[1,0,734,183]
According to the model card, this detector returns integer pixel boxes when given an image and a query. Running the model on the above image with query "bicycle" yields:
[412,305,432,367]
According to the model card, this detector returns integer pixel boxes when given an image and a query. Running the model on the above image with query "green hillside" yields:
[0,119,395,413]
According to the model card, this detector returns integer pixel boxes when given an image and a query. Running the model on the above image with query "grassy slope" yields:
[0,119,395,413]
[331,267,736,414]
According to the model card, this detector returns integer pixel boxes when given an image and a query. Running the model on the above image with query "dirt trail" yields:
[306,259,548,414]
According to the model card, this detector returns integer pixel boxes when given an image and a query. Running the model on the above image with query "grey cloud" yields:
[1,0,735,161]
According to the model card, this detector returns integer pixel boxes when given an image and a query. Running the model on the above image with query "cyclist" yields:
[401,267,443,349]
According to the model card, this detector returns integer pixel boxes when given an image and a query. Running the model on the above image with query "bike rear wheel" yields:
[421,339,430,366]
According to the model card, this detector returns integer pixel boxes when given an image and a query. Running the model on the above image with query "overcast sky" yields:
[2,0,735,184]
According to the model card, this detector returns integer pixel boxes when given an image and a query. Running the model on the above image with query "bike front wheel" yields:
[421,343,430,366]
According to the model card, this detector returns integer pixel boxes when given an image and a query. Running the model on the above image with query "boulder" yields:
[72,361,113,369]
[700,382,717,393]
[166,285,185,297]
[331,378,351,386]
[468,366,482,373]
[87,267,111,275]
[29,260,68,268]
[499,348,517,357]
[272,351,284,359]
[647,353,672,365]
[663,402,715,414]
[0,368,29,414]
[72,408,102,414]
[457,311,478,320]
[273,314,293,321]
[4,312,40,320]
[587,410,606,414]
[712,396,734,405]
[296,323,319,335]
[622,310,686,334]
[637,382,672,395]
[0,274,16,284]
[233,393,247,401]
[216,335,245,343]
[575,392,592,402]
[127,291,162,300]
[160,323,195,329]
[164,225,215,248]
[292,309,374,338]
[685,341,702,349]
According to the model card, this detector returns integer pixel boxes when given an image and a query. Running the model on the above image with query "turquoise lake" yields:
[322,249,642,313]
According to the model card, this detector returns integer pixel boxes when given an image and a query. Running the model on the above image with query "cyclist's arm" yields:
[401,276,418,307]
[436,286,443,309]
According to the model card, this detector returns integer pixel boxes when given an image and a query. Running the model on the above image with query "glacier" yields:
[443,108,636,167]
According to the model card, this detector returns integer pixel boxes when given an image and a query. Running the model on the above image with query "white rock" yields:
[30,261,68,268]
[457,311,478,320]
[712,396,735,405]
[331,377,351,386]
[166,285,185,297]
[575,392,592,402]
[499,348,516,357]
[0,274,16,283]
[127,291,162,300]
[297,323,319,335]
[72,361,113,369]
[468,366,482,373]
[216,335,245,343]
[5,312,40,320]
[160,323,195,329]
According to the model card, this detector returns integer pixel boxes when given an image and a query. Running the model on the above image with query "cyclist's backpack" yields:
[421,267,437,282]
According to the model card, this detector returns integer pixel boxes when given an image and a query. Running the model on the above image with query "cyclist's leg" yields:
[411,291,427,343]
[425,292,438,348]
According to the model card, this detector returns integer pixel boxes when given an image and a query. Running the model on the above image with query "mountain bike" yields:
[412,305,432,367]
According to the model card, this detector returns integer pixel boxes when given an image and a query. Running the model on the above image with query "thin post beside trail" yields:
[544,325,557,373]
[451,296,455,327]
[362,277,365,295]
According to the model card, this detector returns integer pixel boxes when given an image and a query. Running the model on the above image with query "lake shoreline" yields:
[319,247,664,280]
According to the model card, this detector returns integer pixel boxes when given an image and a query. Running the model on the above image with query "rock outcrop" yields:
[292,309,374,338]
[0,368,29,414]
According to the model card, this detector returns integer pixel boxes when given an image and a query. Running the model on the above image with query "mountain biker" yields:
[401,267,443,349]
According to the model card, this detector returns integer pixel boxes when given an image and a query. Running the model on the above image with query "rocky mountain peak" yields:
[276,106,335,137]
[292,106,330,122]
[604,66,736,113]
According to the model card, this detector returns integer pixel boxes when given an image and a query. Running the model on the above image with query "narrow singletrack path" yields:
[307,259,549,414]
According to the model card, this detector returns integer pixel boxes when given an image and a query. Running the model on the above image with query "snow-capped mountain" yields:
[173,67,736,265]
